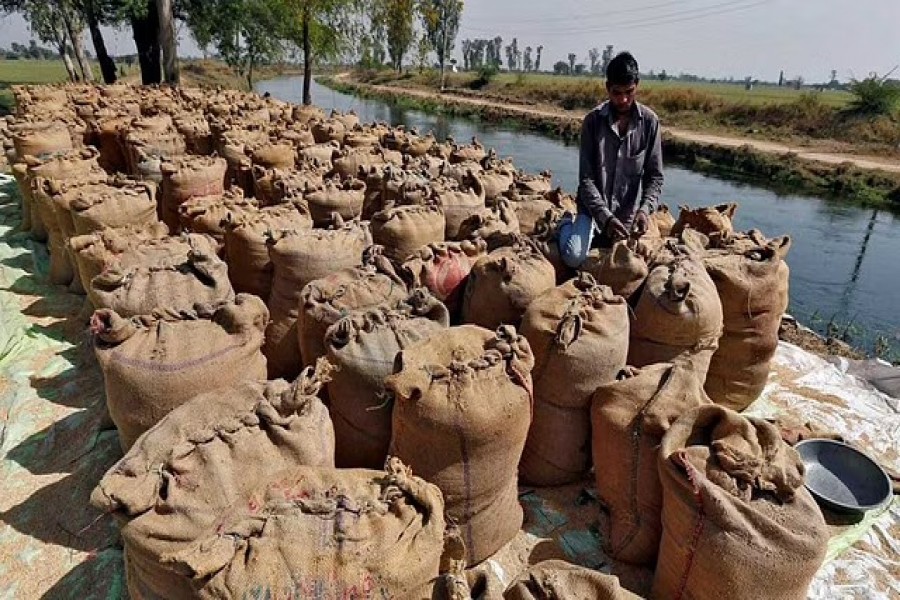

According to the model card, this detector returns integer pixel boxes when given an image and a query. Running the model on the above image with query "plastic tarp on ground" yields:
[0,173,897,599]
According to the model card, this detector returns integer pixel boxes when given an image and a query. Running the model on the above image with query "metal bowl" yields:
[794,439,892,514]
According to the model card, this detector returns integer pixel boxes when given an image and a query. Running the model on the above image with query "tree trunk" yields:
[131,1,162,85]
[86,5,117,84]
[58,45,79,82]
[157,0,179,84]
[60,7,94,82]
[302,11,312,105]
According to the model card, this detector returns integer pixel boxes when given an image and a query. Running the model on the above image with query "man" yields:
[559,51,664,268]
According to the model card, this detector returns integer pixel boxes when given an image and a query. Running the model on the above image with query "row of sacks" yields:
[90,311,827,600]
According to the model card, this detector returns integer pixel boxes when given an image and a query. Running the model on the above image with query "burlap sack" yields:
[91,233,234,317]
[311,118,347,145]
[703,236,791,411]
[671,202,738,237]
[12,121,73,159]
[304,178,367,225]
[249,140,296,169]
[591,362,711,565]
[462,241,556,330]
[69,222,170,298]
[177,189,258,242]
[510,197,564,237]
[503,561,641,600]
[514,171,553,195]
[652,405,829,600]
[325,290,449,468]
[91,294,268,450]
[530,209,571,283]
[223,204,312,300]
[10,162,35,233]
[519,273,629,486]
[159,156,228,231]
[265,219,370,379]
[387,325,534,566]
[218,128,269,193]
[96,116,130,172]
[434,177,487,240]
[580,239,652,300]
[68,178,158,235]
[449,138,487,164]
[331,146,387,179]
[371,204,447,262]
[648,204,676,237]
[456,199,521,247]
[94,365,434,600]
[252,165,323,206]
[124,130,187,180]
[297,249,408,373]
[629,258,723,378]
[401,239,488,320]
[298,140,340,166]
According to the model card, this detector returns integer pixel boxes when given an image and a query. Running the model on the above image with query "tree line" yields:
[3,0,465,102]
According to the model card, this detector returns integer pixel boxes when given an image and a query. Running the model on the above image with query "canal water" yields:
[257,77,900,359]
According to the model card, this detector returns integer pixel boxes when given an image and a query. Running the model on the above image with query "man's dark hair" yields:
[606,52,640,85]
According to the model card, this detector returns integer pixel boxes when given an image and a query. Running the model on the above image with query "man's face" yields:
[606,81,638,114]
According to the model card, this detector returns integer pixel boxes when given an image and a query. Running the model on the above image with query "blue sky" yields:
[1,0,898,83]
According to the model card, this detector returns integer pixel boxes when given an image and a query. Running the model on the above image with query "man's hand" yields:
[605,217,628,241]
[632,211,650,237]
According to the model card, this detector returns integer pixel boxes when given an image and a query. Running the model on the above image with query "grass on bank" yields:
[357,68,900,157]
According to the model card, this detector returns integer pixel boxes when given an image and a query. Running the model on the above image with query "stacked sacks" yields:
[456,198,521,248]
[371,203,446,262]
[93,365,456,600]
[90,233,233,317]
[91,294,268,450]
[580,240,653,300]
[504,561,641,600]
[462,239,556,329]
[159,155,228,231]
[66,177,158,235]
[433,173,487,239]
[69,222,170,299]
[264,218,370,379]
[304,178,367,225]
[647,204,676,237]
[324,290,449,468]
[653,405,829,600]
[222,204,313,299]
[387,325,534,565]
[296,248,408,373]
[629,257,723,378]
[591,362,711,565]
[703,234,792,411]
[177,188,258,244]
[518,273,629,486]
[401,239,488,319]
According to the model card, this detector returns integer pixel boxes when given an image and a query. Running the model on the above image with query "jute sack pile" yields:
[704,235,791,411]
[647,204,676,237]
[456,198,521,248]
[580,240,651,300]
[324,290,449,468]
[518,273,629,486]
[433,177,487,240]
[91,294,268,450]
[265,219,370,379]
[503,561,641,600]
[90,233,234,317]
[387,325,534,566]
[371,203,447,262]
[69,222,170,299]
[93,366,410,600]
[297,249,408,372]
[591,362,711,565]
[462,240,556,330]
[653,405,829,600]
[629,258,723,378]
[159,155,228,231]
[304,178,367,225]
[401,239,488,319]
[671,202,738,237]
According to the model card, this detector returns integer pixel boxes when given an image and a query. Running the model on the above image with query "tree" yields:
[523,46,532,72]
[567,52,576,74]
[601,44,614,73]
[588,47,600,75]
[553,60,568,75]
[414,33,430,72]
[460,38,471,70]
[535,45,542,72]
[374,0,416,72]
[75,0,120,83]
[12,1,80,81]
[491,36,502,68]
[417,0,461,90]
[157,0,178,83]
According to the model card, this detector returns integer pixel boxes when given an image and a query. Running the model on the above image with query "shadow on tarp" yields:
[0,430,121,554]
[40,545,127,600]
[6,402,116,476]
[25,321,102,409]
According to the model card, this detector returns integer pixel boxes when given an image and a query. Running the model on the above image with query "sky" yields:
[1,0,898,83]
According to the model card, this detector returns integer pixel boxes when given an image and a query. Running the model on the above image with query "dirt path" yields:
[339,77,900,175]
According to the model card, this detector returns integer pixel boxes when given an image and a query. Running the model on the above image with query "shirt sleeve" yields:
[577,112,613,228]
[639,117,664,214]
